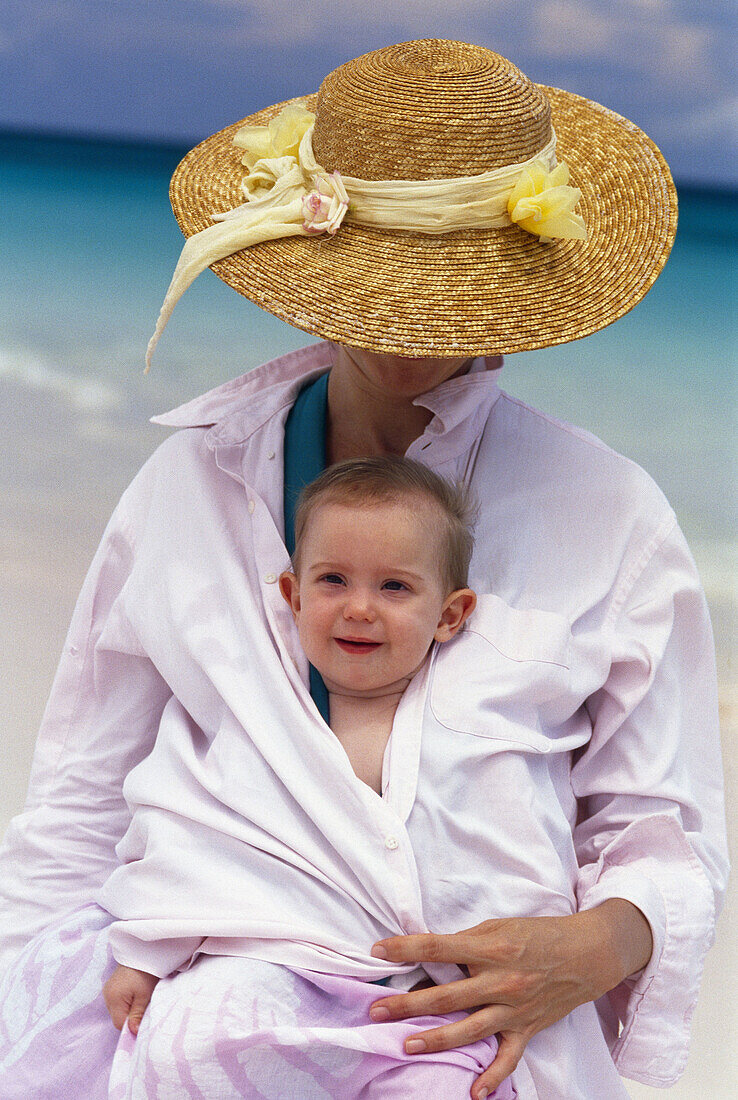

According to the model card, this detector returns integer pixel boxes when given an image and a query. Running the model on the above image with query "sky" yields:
[0,0,735,186]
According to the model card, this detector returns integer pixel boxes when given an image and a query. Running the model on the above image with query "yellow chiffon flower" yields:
[507,160,587,242]
[233,104,316,170]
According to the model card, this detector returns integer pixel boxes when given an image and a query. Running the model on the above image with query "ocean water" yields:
[0,131,736,1098]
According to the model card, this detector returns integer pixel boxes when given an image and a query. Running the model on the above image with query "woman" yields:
[0,38,728,1100]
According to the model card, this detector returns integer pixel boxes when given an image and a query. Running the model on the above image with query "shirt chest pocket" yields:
[429,595,574,754]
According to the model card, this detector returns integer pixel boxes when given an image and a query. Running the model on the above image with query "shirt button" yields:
[267,451,275,460]
[264,573,278,584]
[69,645,79,656]
[248,500,255,514]
[384,836,399,850]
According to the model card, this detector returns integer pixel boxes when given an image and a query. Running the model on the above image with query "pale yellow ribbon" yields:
[146,105,586,369]
[340,133,559,233]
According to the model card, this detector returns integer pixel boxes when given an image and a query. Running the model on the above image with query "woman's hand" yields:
[102,964,160,1036]
[369,900,652,1099]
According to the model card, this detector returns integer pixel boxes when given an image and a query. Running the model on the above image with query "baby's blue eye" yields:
[321,574,344,585]
[383,580,408,591]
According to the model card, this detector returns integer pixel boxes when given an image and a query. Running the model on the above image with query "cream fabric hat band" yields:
[339,127,558,231]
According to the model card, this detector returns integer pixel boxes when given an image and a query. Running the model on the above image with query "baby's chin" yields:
[323,676,414,700]
[322,658,431,699]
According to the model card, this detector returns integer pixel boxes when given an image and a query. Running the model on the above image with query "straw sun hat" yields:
[151,38,677,362]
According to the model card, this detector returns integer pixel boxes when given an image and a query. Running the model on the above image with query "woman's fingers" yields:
[102,977,129,1031]
[103,995,129,1031]
[472,1031,529,1099]
[372,929,488,966]
[102,966,159,1034]
[369,974,491,1022]
[399,1004,507,1056]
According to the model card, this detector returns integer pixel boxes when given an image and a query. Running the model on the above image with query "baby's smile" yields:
[334,637,383,654]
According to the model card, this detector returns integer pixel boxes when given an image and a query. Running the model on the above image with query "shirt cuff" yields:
[108,923,202,978]
[576,813,715,1086]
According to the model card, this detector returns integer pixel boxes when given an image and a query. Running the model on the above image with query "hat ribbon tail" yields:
[145,189,306,372]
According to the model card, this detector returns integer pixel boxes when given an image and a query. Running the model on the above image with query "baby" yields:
[103,456,477,1034]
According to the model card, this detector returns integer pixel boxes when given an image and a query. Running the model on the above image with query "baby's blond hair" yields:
[292,457,477,592]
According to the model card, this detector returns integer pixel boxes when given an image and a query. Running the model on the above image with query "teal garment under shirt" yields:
[282,371,391,988]
[282,371,331,725]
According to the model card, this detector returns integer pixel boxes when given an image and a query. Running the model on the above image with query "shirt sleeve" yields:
[0,469,172,970]
[571,517,729,1087]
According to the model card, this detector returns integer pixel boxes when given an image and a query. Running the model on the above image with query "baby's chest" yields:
[329,712,392,797]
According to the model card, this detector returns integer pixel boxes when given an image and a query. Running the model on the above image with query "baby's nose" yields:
[343,590,376,621]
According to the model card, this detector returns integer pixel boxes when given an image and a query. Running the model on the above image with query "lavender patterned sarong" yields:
[0,905,515,1099]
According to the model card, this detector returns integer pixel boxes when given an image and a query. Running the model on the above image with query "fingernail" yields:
[369,1006,391,1021]
[371,945,388,958]
[405,1038,426,1053]
[479,1089,489,1100]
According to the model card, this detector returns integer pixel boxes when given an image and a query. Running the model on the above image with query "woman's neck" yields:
[326,357,433,462]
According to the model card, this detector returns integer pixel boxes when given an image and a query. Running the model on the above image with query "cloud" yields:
[529,0,711,76]
[658,96,738,143]
[528,1,618,58]
[195,0,509,47]
[649,20,713,87]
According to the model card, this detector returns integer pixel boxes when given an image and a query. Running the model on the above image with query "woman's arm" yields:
[367,520,728,1098]
[569,519,728,1082]
[0,468,171,969]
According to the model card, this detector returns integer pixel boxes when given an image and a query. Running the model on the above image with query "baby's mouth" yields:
[334,637,382,654]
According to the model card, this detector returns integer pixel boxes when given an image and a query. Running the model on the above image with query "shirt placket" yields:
[375,656,434,933]
[249,475,431,937]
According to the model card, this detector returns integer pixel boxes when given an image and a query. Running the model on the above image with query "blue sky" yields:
[0,1,735,184]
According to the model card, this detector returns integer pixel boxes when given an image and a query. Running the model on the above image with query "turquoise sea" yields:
[0,132,736,1097]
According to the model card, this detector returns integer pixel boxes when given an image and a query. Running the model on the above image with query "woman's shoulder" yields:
[484,389,675,525]
[124,342,333,501]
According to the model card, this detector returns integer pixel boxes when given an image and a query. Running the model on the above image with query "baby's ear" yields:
[434,588,476,643]
[278,571,301,615]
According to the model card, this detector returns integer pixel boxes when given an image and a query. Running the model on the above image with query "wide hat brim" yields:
[169,87,677,357]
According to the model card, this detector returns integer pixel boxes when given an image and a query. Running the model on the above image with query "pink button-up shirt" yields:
[0,342,728,1095]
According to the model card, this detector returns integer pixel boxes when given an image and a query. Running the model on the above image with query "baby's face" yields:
[280,499,470,697]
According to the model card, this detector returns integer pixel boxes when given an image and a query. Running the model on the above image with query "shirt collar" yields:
[150,341,332,440]
[409,355,502,465]
[152,343,503,455]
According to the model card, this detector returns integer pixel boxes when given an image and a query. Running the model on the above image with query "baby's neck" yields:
[327,689,406,797]
[329,687,405,726]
